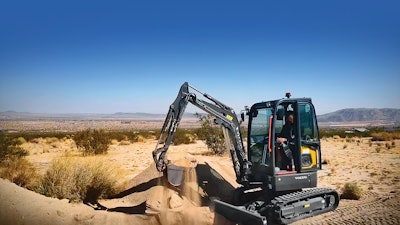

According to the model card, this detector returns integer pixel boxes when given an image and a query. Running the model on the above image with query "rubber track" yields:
[269,188,339,224]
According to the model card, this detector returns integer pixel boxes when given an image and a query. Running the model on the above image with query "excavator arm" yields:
[152,82,251,185]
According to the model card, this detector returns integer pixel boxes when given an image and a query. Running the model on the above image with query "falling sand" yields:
[145,157,211,225]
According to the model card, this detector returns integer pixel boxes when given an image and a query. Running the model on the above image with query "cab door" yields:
[298,101,321,172]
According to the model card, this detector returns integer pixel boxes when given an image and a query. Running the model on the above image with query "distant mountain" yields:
[0,111,198,120]
[108,112,165,118]
[2,108,400,123]
[317,108,400,123]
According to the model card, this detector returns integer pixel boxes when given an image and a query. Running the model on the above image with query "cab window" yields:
[249,107,272,165]
[299,103,318,141]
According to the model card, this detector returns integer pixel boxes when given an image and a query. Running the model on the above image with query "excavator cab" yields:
[246,97,321,192]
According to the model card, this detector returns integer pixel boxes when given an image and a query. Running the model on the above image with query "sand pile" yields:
[144,158,210,225]
[97,158,214,225]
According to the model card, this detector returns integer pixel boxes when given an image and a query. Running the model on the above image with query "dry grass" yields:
[371,131,400,141]
[38,156,126,202]
[0,157,40,190]
[340,182,364,200]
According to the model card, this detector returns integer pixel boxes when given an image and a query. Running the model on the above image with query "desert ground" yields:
[1,130,400,225]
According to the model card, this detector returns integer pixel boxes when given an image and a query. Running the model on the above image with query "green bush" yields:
[196,113,226,155]
[173,128,197,145]
[0,132,28,163]
[38,157,124,202]
[72,129,110,155]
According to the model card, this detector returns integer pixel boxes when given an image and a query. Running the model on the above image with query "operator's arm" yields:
[277,124,289,143]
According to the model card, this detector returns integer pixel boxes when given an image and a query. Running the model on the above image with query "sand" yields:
[1,137,400,224]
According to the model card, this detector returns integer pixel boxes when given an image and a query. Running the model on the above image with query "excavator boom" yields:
[152,82,251,185]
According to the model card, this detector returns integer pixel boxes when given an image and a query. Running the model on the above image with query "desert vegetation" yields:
[38,156,125,202]
[195,113,226,155]
[0,124,399,225]
[0,133,38,189]
[0,132,28,162]
[340,182,364,200]
[73,129,111,155]
[320,127,400,140]
[0,121,229,203]
[1,130,127,202]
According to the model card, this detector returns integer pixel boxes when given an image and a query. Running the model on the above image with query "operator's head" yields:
[287,113,294,124]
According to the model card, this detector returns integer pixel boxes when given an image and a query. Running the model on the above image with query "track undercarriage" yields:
[214,187,340,225]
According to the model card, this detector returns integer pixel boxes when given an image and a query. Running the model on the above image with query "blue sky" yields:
[0,1,399,115]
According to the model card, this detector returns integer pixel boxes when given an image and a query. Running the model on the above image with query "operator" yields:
[277,112,295,170]
[277,112,295,144]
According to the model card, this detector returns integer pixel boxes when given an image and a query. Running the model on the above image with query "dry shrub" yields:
[73,129,110,155]
[46,137,59,144]
[14,137,27,145]
[119,140,131,145]
[321,158,331,165]
[118,135,132,145]
[38,156,125,202]
[173,129,196,145]
[135,134,145,142]
[333,135,341,140]
[370,172,378,177]
[371,131,400,141]
[341,182,364,200]
[0,157,39,190]
[0,133,28,163]
[111,139,119,145]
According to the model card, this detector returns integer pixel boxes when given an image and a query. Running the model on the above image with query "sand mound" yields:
[0,178,157,225]
[83,156,214,225]
[0,159,214,225]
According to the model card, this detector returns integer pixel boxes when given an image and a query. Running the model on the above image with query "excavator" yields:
[152,82,339,224]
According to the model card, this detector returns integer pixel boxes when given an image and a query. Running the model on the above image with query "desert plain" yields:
[0,119,399,225]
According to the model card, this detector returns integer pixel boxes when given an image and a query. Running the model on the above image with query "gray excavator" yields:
[152,82,339,224]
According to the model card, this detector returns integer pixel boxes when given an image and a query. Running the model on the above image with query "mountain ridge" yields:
[1,108,400,123]
[317,108,400,122]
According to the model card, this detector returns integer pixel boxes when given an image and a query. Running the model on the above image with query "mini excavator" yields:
[152,82,339,224]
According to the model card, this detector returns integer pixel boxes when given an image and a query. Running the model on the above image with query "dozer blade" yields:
[213,199,267,225]
[166,164,185,186]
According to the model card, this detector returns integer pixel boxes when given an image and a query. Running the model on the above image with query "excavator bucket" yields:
[213,199,267,225]
[166,164,185,186]
[166,159,198,187]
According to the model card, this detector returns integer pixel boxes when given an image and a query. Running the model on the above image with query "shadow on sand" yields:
[84,162,236,219]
